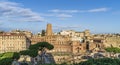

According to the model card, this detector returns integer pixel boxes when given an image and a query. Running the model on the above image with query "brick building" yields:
[0,23,105,63]
[0,33,30,53]
[29,24,104,63]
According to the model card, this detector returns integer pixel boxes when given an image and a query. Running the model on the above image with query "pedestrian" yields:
[34,58,38,65]
[12,59,20,65]
[31,57,34,65]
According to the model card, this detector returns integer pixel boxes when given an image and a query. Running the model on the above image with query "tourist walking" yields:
[12,59,20,65]
[34,58,38,65]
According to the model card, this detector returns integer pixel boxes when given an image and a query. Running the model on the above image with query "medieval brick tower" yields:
[46,24,53,36]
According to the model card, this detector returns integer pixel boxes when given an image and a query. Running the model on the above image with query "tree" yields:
[0,52,20,65]
[29,42,54,52]
[20,42,54,64]
[0,58,13,65]
[20,42,54,59]
[12,52,20,60]
[29,42,54,64]
[20,42,54,57]
[105,47,120,53]
[41,29,46,36]
[20,50,38,57]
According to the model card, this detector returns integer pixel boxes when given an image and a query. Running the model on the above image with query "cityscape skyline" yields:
[0,0,120,33]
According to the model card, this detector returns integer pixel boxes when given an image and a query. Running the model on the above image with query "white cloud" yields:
[56,14,72,18]
[54,25,81,29]
[88,8,108,12]
[0,1,44,22]
[49,9,79,13]
[47,8,109,18]
[40,13,72,18]
[49,8,109,13]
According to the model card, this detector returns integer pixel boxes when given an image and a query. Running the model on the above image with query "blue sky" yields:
[0,0,120,33]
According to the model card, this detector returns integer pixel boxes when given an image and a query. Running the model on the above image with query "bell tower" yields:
[46,23,52,36]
